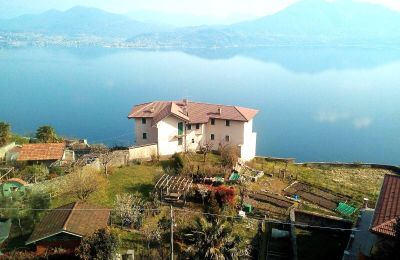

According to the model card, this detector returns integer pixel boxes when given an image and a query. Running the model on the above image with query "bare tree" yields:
[91,145,117,177]
[200,140,214,162]
[65,168,106,201]
[221,145,239,168]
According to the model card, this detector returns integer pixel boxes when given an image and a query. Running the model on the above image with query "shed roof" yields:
[370,174,400,238]
[128,100,258,124]
[17,143,65,161]
[5,178,28,186]
[26,202,110,244]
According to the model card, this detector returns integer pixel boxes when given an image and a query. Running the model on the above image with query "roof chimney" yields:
[363,198,369,209]
[218,107,222,114]
[183,99,188,106]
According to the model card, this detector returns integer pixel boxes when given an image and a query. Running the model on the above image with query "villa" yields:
[128,100,259,161]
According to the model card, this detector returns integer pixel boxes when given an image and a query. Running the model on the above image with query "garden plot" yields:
[245,191,294,218]
[284,181,350,210]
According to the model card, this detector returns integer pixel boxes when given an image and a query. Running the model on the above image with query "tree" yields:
[114,193,145,229]
[91,145,117,177]
[19,164,49,183]
[182,217,246,260]
[201,140,214,162]
[75,228,118,260]
[65,168,106,201]
[0,121,11,146]
[35,125,60,143]
[221,145,239,169]
[142,224,162,249]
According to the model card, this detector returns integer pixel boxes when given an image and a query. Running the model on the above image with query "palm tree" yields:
[35,125,59,143]
[182,217,245,260]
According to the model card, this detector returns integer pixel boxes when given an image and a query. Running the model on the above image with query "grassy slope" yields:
[51,164,164,208]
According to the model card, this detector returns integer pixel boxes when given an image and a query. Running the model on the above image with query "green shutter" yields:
[178,122,183,135]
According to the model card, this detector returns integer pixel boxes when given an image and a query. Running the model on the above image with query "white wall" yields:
[240,120,257,161]
[185,123,204,152]
[0,142,16,160]
[157,115,184,156]
[129,144,157,160]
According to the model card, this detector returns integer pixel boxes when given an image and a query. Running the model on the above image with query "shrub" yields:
[19,164,49,183]
[75,228,118,260]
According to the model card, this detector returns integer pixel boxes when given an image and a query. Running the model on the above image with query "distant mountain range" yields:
[1,1,400,46]
[128,0,400,47]
[0,6,168,38]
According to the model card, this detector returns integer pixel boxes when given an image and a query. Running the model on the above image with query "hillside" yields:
[128,0,400,47]
[0,6,167,38]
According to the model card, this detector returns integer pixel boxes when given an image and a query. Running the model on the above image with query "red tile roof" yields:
[26,202,110,244]
[128,100,259,124]
[370,174,400,238]
[17,143,66,161]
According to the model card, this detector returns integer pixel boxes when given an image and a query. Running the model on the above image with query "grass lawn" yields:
[51,164,164,208]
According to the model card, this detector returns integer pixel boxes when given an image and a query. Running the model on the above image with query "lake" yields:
[0,46,399,164]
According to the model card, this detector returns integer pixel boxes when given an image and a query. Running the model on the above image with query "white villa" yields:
[128,100,259,161]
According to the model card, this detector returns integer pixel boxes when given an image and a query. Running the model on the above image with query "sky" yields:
[0,0,399,20]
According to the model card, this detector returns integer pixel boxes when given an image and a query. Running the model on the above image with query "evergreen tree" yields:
[0,121,11,146]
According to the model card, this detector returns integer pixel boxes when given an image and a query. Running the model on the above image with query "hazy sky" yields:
[0,0,399,19]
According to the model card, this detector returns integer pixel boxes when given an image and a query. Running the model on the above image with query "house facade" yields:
[128,100,259,161]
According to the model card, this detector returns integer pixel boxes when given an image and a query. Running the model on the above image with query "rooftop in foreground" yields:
[370,174,400,238]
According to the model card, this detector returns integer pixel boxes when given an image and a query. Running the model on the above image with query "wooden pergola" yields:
[154,174,193,204]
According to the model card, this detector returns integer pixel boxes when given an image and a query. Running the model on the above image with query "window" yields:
[178,137,183,145]
[211,134,215,140]
[196,124,200,129]
[142,118,146,124]
[225,135,230,142]
[226,120,230,126]
[142,133,147,139]
[187,124,192,130]
[211,118,215,125]
[192,139,195,143]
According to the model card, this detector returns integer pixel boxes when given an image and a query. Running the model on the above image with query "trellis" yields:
[154,174,193,204]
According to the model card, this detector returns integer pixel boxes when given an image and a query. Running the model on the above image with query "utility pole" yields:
[170,205,174,260]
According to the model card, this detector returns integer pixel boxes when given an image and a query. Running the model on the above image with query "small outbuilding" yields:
[0,178,27,198]
[17,143,74,165]
[26,201,110,255]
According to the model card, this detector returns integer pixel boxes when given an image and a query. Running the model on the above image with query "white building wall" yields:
[204,119,245,150]
[185,123,204,152]
[132,116,257,161]
[156,115,184,156]
[240,120,257,161]
[135,118,158,146]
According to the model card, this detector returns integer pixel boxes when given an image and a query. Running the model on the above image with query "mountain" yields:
[0,6,168,38]
[126,10,256,27]
[128,0,400,47]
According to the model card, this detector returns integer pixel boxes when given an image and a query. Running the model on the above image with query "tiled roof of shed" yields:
[26,202,110,244]
[128,100,259,124]
[370,174,400,238]
[17,143,65,161]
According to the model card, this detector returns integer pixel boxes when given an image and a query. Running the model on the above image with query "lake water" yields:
[0,46,399,165]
